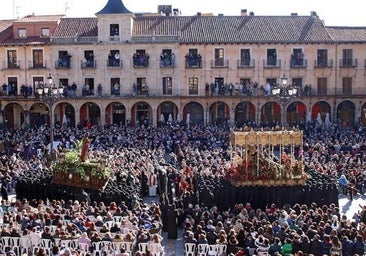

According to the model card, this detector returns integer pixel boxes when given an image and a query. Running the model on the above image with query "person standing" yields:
[148,171,158,197]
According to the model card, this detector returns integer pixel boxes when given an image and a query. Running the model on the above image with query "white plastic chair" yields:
[138,242,148,254]
[92,241,106,256]
[19,236,32,255]
[184,243,196,256]
[216,244,227,256]
[1,236,13,250]
[148,243,164,256]
[207,244,218,256]
[10,237,21,256]
[197,244,209,256]
[78,242,90,256]
[41,239,54,256]
[122,241,134,254]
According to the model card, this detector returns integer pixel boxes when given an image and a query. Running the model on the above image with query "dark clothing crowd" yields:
[0,120,365,255]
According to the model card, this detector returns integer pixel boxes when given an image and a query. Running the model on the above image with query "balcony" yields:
[133,56,149,68]
[290,59,308,68]
[3,61,20,69]
[185,56,202,69]
[28,61,47,69]
[263,59,281,68]
[81,60,97,69]
[160,55,175,68]
[339,58,358,68]
[237,59,255,68]
[314,59,333,68]
[211,59,228,68]
[55,60,71,69]
[109,36,120,42]
[107,59,122,68]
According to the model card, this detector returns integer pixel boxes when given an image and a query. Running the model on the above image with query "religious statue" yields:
[80,133,92,162]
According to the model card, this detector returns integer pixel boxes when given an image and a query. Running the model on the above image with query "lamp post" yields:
[37,73,64,152]
[271,75,297,127]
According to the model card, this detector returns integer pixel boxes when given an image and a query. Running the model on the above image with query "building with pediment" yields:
[0,0,365,129]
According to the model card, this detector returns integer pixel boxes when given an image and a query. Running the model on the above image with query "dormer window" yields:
[18,28,26,38]
[41,28,50,37]
[110,24,119,36]
[110,24,120,42]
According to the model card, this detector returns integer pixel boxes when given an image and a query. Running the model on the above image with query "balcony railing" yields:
[290,59,308,68]
[211,59,229,68]
[3,61,21,69]
[109,36,120,42]
[28,61,47,69]
[263,59,281,68]
[3,86,366,99]
[107,59,122,68]
[55,60,71,69]
[339,58,358,68]
[185,56,202,68]
[314,59,333,68]
[237,59,255,68]
[133,57,149,68]
[160,56,175,68]
[81,60,97,69]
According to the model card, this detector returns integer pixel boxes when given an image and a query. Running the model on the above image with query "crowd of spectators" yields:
[0,120,365,255]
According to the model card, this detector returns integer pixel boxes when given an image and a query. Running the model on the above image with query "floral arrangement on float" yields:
[52,139,111,190]
[226,129,307,187]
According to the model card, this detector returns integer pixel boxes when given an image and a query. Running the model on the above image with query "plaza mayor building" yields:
[0,0,365,129]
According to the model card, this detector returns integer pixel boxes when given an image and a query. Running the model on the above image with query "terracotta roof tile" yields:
[53,18,98,38]
[48,15,366,43]
[326,26,366,42]
[0,20,14,42]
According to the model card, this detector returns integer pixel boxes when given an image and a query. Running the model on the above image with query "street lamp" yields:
[272,75,297,127]
[37,73,64,153]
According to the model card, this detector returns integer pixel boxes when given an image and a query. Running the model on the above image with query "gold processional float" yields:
[226,128,306,187]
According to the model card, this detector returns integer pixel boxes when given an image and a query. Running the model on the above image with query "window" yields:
[32,49,44,68]
[160,49,174,67]
[240,49,251,66]
[111,78,121,96]
[108,50,120,67]
[342,49,353,67]
[292,78,302,87]
[162,77,172,95]
[83,78,94,96]
[317,49,328,67]
[110,24,119,36]
[136,77,148,95]
[18,28,26,38]
[342,77,352,95]
[41,28,50,37]
[57,51,71,68]
[110,24,120,41]
[7,50,18,68]
[185,49,201,68]
[188,77,198,95]
[214,48,224,66]
[291,48,304,67]
[133,50,149,67]
[82,50,95,68]
[317,77,327,95]
[266,49,277,66]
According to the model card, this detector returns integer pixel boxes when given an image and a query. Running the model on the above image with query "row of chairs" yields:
[0,236,148,256]
[184,243,227,256]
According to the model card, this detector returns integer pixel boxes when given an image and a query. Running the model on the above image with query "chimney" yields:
[249,11,254,16]
[310,11,317,17]
[291,13,298,16]
[218,13,223,17]
[241,9,248,16]
[197,12,201,16]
